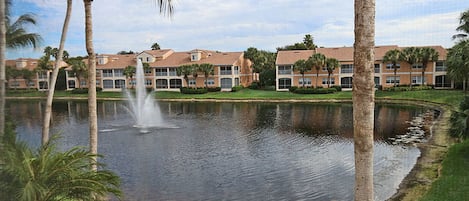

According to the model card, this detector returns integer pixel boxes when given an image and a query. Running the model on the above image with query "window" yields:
[156,79,168,88]
[221,78,232,89]
[340,64,353,74]
[68,71,75,78]
[144,68,152,74]
[68,80,76,89]
[412,63,423,69]
[102,70,113,77]
[322,78,335,85]
[170,79,182,88]
[204,78,215,86]
[156,68,167,76]
[39,81,48,89]
[10,81,19,87]
[96,80,101,87]
[374,64,380,73]
[188,79,196,86]
[235,78,240,86]
[114,69,124,77]
[220,66,232,75]
[38,71,48,79]
[436,61,446,72]
[234,66,239,75]
[145,79,152,86]
[278,65,292,75]
[146,57,150,62]
[115,79,125,88]
[168,68,177,76]
[299,78,312,86]
[412,76,426,84]
[435,75,451,87]
[386,76,400,84]
[129,79,136,86]
[341,77,353,88]
[28,81,35,87]
[374,77,380,85]
[278,78,292,89]
[103,80,113,88]
[386,63,400,70]
[80,80,87,87]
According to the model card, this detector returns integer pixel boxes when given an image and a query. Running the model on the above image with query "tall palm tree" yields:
[0,0,6,141]
[124,65,136,88]
[401,47,420,87]
[68,59,87,89]
[353,0,375,200]
[198,63,214,88]
[309,53,326,87]
[453,8,469,40]
[42,0,72,145]
[191,64,199,87]
[293,59,312,88]
[177,64,193,87]
[5,0,42,49]
[382,49,402,87]
[325,57,339,88]
[0,138,122,201]
[447,39,469,91]
[418,47,439,85]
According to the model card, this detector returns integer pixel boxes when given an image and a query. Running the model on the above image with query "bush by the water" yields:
[385,85,433,92]
[207,87,221,92]
[449,96,469,139]
[70,87,103,94]
[289,87,337,94]
[231,86,244,92]
[180,87,208,94]
[331,85,342,92]
[249,82,259,90]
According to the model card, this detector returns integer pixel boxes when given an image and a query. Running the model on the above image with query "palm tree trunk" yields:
[84,0,98,172]
[0,0,6,152]
[421,65,426,85]
[316,70,319,87]
[353,0,375,200]
[409,69,412,88]
[42,0,72,145]
[328,73,331,88]
[302,73,305,88]
[393,67,397,87]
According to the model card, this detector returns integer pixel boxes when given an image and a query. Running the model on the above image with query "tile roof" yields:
[96,54,137,69]
[275,50,315,65]
[5,58,67,71]
[149,50,244,67]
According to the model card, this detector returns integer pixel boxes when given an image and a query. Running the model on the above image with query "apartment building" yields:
[275,45,450,91]
[65,49,253,92]
[5,58,67,91]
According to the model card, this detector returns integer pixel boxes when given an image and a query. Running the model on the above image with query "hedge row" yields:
[385,85,433,92]
[289,87,337,94]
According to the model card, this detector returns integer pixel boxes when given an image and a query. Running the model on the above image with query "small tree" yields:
[177,64,193,87]
[151,42,161,50]
[401,47,420,87]
[325,57,339,88]
[293,59,311,88]
[309,53,326,87]
[418,47,439,85]
[20,68,34,89]
[124,65,136,89]
[198,63,214,88]
[5,66,20,90]
[382,49,402,87]
[191,64,199,87]
[68,59,87,89]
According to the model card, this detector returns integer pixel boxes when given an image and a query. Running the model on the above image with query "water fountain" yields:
[124,59,164,133]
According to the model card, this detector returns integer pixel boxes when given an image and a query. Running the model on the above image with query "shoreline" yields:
[6,96,454,200]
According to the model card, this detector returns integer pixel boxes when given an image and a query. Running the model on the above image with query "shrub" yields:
[71,88,89,94]
[289,86,298,92]
[249,82,259,90]
[231,86,244,92]
[331,85,342,92]
[460,96,469,111]
[375,85,383,91]
[207,87,221,92]
[291,87,336,94]
[180,87,208,94]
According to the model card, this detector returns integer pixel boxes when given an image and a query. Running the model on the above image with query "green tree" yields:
[303,34,317,50]
[401,47,420,86]
[309,53,326,87]
[453,8,469,40]
[1,0,6,142]
[325,57,339,88]
[5,65,20,89]
[20,68,34,89]
[353,0,375,200]
[198,63,214,88]
[244,47,276,87]
[382,49,402,87]
[0,138,122,201]
[191,64,199,87]
[447,39,469,91]
[418,47,439,85]
[124,65,136,88]
[68,58,87,89]
[177,64,193,87]
[151,42,161,50]
[5,0,42,49]
[293,59,311,88]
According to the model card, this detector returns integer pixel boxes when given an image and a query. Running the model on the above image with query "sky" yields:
[6,0,468,59]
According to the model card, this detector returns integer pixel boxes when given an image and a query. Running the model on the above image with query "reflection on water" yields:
[6,100,431,201]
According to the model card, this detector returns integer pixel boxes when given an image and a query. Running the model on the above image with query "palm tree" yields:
[418,47,439,85]
[1,0,6,140]
[68,59,87,89]
[20,68,34,89]
[401,47,420,87]
[453,9,469,40]
[303,34,317,50]
[447,39,469,91]
[0,138,122,201]
[382,49,402,87]
[5,65,20,90]
[353,0,375,200]
[5,5,42,49]
[177,64,193,87]
[42,0,72,145]
[325,57,339,88]
[124,65,136,88]
[309,53,326,87]
[293,59,311,88]
[151,42,161,50]
[198,63,214,88]
[191,64,199,87]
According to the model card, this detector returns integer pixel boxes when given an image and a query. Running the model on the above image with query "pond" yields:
[6,100,434,201]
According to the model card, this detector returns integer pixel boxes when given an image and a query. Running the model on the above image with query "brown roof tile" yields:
[275,50,315,65]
